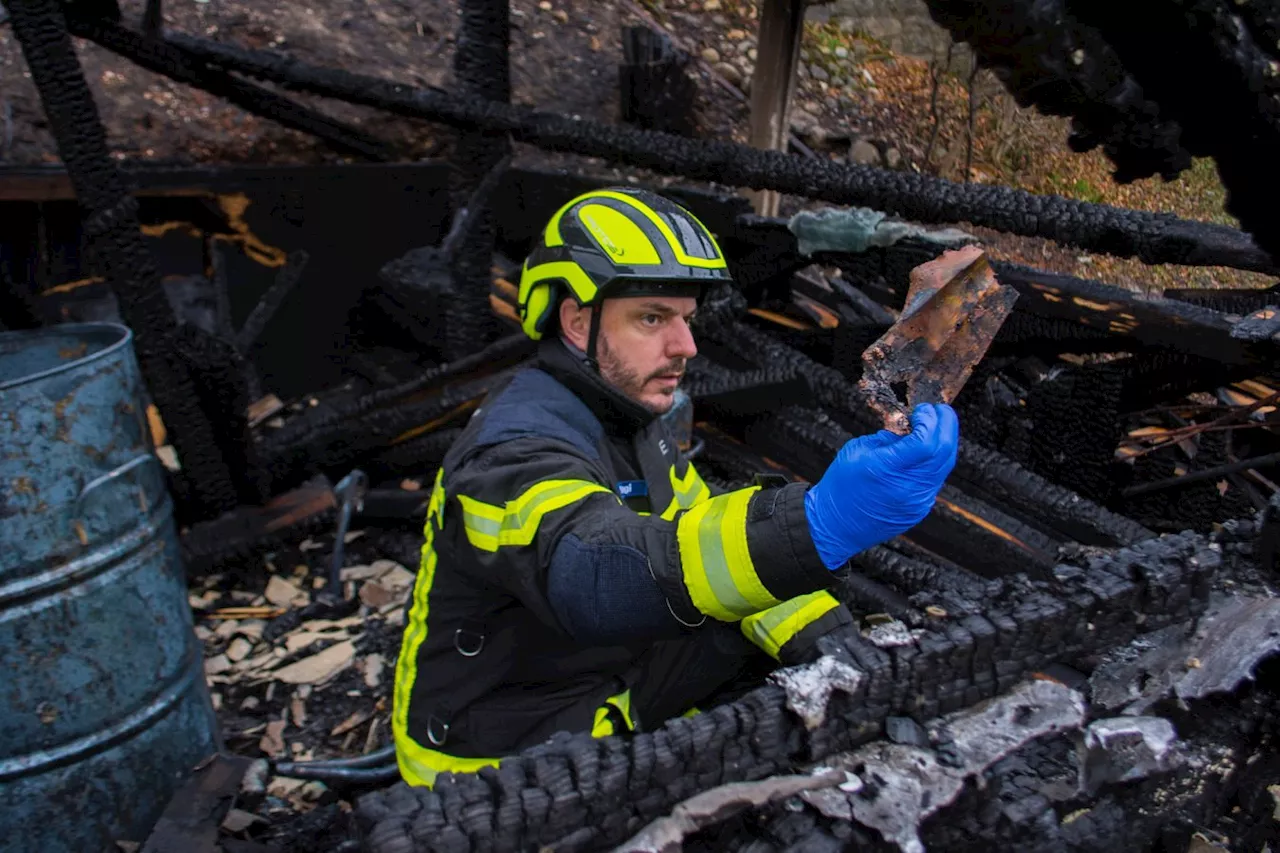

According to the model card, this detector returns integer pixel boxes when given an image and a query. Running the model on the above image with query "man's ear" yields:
[559,298,591,351]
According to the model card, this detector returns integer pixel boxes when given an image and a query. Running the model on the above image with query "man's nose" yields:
[666,318,698,360]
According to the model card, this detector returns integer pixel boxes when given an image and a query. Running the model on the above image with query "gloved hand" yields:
[804,403,959,570]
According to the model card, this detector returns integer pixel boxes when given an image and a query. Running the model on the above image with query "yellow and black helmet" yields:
[516,187,733,340]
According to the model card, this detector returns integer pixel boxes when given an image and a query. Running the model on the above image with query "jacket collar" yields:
[536,338,657,435]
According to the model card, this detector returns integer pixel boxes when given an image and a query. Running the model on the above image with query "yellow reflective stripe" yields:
[519,259,601,307]
[660,462,712,521]
[396,735,501,788]
[676,487,780,621]
[591,689,635,737]
[590,190,727,269]
[578,204,662,266]
[739,591,841,660]
[458,479,615,552]
[393,468,461,787]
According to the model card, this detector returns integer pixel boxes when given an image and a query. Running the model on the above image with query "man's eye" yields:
[641,314,661,326]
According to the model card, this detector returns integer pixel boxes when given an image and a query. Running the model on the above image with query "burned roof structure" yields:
[2,0,1280,851]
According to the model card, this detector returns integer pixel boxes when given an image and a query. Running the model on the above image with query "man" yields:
[392,188,958,787]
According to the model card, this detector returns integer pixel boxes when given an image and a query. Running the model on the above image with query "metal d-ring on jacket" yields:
[391,337,852,788]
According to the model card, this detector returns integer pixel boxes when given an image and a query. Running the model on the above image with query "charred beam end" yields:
[157,30,1280,275]
[67,16,396,162]
[7,0,239,518]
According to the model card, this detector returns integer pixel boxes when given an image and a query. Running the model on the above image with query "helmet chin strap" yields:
[584,303,604,372]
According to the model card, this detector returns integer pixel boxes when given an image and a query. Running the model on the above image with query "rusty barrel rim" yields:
[0,321,133,392]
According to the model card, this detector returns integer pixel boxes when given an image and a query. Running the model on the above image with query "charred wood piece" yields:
[179,476,337,575]
[1061,0,1280,261]
[237,249,309,351]
[1230,305,1280,342]
[858,246,1018,435]
[619,26,697,138]
[158,31,1280,275]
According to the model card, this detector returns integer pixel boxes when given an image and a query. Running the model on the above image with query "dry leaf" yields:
[237,620,266,641]
[299,538,324,552]
[380,565,417,594]
[115,843,140,853]
[1128,426,1170,439]
[400,478,422,491]
[265,576,300,608]
[301,616,363,632]
[259,719,287,757]
[204,654,232,676]
[343,530,366,544]
[285,631,328,654]
[214,619,240,639]
[1217,480,1230,496]
[359,581,395,609]
[362,654,385,689]
[267,776,306,798]
[226,637,254,663]
[330,707,373,737]
[273,640,356,685]
[1176,438,1198,459]
[194,625,214,642]
[290,693,307,728]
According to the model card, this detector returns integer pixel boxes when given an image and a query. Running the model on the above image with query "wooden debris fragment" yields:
[259,719,287,758]
[272,640,356,685]
[208,606,285,620]
[204,654,232,676]
[264,576,304,608]
[331,707,373,737]
[359,581,395,609]
[362,654,385,689]
[226,637,254,663]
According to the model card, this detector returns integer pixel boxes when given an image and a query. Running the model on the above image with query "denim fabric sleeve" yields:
[546,534,695,645]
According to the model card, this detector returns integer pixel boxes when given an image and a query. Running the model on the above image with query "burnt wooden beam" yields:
[155,31,1280,275]
[746,0,805,217]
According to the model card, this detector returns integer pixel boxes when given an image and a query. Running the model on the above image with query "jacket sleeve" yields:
[443,436,835,645]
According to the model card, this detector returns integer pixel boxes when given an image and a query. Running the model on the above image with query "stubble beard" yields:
[597,332,685,414]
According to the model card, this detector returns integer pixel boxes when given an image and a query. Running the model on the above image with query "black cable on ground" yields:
[157,29,1280,276]
[8,0,239,520]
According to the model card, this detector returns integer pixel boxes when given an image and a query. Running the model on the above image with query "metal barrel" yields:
[0,323,220,853]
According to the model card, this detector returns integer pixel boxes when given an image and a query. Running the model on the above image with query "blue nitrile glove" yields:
[804,403,959,570]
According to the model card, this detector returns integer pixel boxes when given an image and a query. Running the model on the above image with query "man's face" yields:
[563,294,698,414]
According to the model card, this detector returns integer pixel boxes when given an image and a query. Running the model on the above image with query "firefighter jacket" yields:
[392,338,851,787]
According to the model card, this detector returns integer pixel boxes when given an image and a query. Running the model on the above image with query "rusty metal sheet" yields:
[858,245,1019,434]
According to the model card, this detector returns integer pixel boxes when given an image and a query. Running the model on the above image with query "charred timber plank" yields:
[848,246,1265,365]
[157,30,1280,275]
[951,440,1153,547]
[743,406,1061,581]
